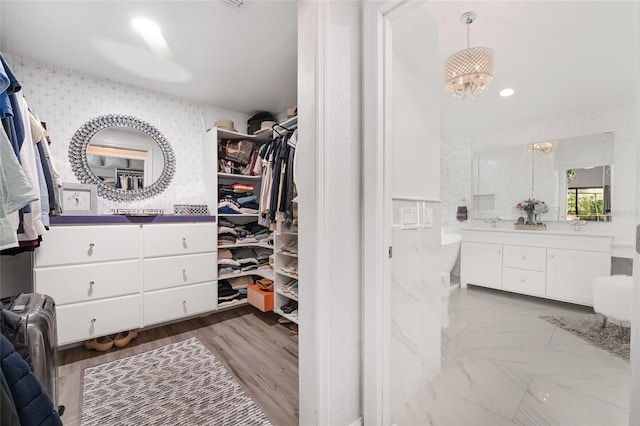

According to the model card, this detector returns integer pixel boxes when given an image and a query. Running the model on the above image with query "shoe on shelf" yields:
[114,329,139,348]
[281,300,294,311]
[291,309,299,318]
[290,284,299,298]
[281,239,298,254]
[283,301,298,314]
[84,336,113,352]
[281,260,298,276]
[281,279,297,293]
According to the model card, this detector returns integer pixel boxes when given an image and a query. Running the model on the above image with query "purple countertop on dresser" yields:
[50,215,216,225]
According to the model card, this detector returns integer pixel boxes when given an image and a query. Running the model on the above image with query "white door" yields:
[363,2,441,424]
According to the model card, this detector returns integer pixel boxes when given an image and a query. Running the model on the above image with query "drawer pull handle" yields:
[182,269,187,280]
[89,281,95,286]
[182,300,187,305]
[182,237,187,248]
[90,318,96,324]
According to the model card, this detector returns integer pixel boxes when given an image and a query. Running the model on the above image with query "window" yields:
[566,187,605,221]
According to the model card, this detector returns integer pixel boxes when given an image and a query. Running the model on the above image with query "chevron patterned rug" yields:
[81,337,271,425]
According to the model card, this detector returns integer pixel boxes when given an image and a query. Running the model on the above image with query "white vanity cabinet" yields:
[33,219,218,346]
[461,229,612,306]
[546,248,610,305]
[460,241,503,289]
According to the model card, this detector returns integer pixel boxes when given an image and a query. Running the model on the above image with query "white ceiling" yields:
[0,0,298,115]
[1,1,637,140]
[424,1,639,140]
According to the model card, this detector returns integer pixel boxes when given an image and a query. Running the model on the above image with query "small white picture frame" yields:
[61,183,98,215]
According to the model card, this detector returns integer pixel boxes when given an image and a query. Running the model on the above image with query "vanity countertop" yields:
[50,215,216,225]
[461,226,615,238]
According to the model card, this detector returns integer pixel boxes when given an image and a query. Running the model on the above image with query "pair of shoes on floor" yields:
[281,300,298,314]
[84,329,138,351]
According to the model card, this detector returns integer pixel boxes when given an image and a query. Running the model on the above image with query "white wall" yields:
[4,53,248,215]
[391,6,440,200]
[298,1,362,424]
[441,103,637,256]
[390,4,442,418]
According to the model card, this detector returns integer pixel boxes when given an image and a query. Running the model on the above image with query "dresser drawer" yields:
[142,253,216,291]
[142,223,216,258]
[35,260,140,305]
[35,225,140,267]
[502,267,546,297]
[143,282,217,326]
[503,245,546,271]
[57,295,142,345]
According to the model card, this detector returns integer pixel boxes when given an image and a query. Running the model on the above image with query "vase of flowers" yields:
[516,198,549,225]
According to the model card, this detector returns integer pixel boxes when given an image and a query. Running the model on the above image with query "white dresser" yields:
[461,228,613,306]
[33,219,217,346]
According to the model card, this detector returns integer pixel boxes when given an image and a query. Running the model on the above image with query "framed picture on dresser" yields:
[61,182,97,215]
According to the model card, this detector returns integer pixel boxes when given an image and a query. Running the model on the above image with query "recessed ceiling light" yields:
[132,18,161,36]
[500,88,515,97]
[131,18,173,61]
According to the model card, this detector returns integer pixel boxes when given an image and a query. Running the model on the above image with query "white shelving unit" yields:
[207,126,275,309]
[274,231,299,323]
[270,116,299,324]
[218,269,275,281]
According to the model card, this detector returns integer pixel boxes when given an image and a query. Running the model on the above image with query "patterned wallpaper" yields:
[441,103,637,254]
[5,53,247,214]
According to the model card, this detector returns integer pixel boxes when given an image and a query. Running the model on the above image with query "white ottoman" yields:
[592,275,633,327]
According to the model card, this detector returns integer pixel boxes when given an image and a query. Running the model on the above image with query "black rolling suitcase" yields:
[2,293,61,413]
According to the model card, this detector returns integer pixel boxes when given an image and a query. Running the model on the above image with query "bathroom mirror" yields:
[69,115,176,202]
[471,132,613,222]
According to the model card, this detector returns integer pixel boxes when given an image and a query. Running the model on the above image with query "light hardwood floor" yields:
[58,307,299,426]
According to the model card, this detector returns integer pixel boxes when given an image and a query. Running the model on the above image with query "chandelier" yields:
[527,141,557,153]
[443,12,495,101]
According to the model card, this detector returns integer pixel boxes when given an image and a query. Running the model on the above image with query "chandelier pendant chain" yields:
[466,20,470,49]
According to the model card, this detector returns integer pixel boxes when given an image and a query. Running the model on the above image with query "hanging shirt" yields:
[0,126,38,250]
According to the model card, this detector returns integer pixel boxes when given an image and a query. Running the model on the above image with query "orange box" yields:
[247,284,274,312]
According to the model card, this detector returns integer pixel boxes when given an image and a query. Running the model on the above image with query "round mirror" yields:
[69,115,176,202]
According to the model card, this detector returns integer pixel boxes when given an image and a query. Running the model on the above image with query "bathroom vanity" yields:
[461,228,613,306]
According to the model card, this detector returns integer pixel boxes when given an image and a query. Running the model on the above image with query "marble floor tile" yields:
[396,287,630,425]
[514,377,628,426]
[393,383,518,426]
[430,354,532,420]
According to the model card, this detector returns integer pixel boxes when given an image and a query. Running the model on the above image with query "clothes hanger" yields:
[272,123,294,136]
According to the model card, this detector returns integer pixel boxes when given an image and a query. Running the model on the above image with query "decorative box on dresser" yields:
[461,228,613,306]
[33,216,217,347]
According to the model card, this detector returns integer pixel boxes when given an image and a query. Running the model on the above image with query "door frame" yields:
[362,1,428,424]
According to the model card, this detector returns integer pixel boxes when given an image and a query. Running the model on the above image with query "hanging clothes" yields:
[255,125,298,229]
[0,53,61,254]
[0,126,38,250]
